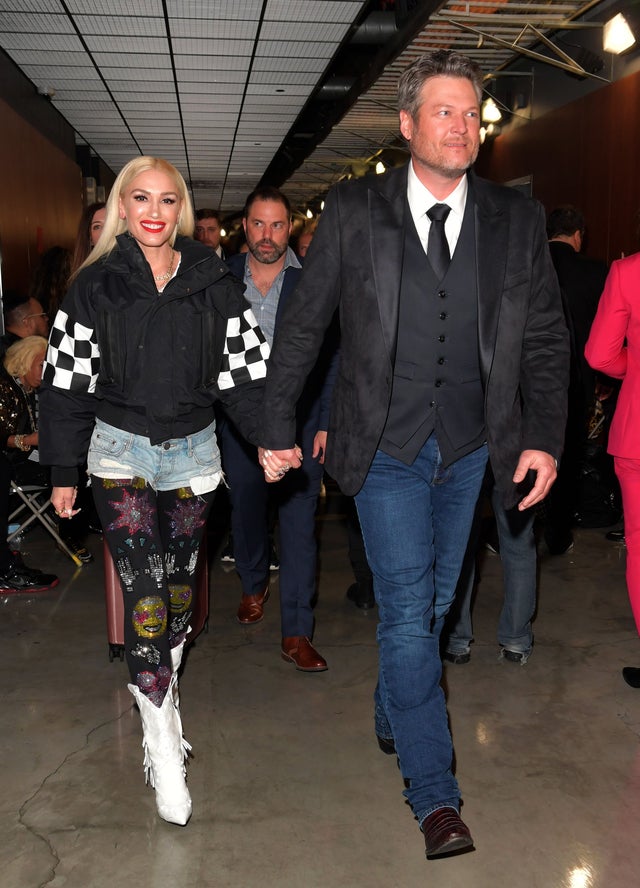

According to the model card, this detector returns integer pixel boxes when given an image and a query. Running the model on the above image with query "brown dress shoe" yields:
[422,807,474,859]
[237,586,269,624]
[281,636,328,672]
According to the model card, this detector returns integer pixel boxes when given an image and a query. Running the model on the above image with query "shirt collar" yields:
[283,245,302,270]
[407,161,468,220]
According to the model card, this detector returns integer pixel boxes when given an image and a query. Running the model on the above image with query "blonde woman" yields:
[39,157,269,825]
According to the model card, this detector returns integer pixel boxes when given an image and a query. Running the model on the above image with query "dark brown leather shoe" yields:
[281,636,328,672]
[422,807,474,859]
[237,586,269,624]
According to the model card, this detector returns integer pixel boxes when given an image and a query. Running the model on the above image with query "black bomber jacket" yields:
[39,233,269,487]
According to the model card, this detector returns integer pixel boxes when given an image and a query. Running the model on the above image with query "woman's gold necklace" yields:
[153,249,175,283]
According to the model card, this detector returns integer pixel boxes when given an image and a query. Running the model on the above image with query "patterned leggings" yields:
[92,476,215,706]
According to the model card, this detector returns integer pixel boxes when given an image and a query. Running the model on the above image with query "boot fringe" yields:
[128,675,193,824]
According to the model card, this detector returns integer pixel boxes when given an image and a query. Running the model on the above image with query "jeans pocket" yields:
[191,436,218,470]
[90,428,128,458]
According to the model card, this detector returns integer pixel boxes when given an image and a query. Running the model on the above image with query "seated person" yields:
[1,336,92,566]
[0,337,59,590]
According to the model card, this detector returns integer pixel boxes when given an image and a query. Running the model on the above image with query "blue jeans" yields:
[355,436,488,824]
[446,484,536,657]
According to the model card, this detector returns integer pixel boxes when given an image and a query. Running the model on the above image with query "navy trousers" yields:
[218,416,324,638]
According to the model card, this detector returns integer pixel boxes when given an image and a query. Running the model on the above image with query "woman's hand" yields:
[258,446,303,482]
[51,486,81,518]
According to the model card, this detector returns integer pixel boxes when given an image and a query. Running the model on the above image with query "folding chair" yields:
[8,481,84,567]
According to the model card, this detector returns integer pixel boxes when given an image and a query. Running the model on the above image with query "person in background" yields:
[39,156,269,825]
[194,208,225,258]
[0,336,59,591]
[218,186,336,672]
[0,292,58,593]
[296,225,316,258]
[70,201,106,275]
[545,205,611,551]
[258,50,568,860]
[585,251,640,689]
[1,336,48,471]
[1,290,49,356]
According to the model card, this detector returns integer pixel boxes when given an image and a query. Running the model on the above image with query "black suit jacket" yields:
[548,240,609,412]
[260,166,569,507]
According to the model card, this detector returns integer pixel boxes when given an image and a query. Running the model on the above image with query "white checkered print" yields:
[218,308,269,390]
[43,309,100,394]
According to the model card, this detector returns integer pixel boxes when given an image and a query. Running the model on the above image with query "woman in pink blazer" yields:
[585,252,640,687]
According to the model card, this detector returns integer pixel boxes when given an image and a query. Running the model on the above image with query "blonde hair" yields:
[74,157,195,278]
[4,335,48,379]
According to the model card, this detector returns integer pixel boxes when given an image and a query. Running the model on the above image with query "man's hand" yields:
[513,450,557,510]
[258,446,303,483]
[312,431,327,465]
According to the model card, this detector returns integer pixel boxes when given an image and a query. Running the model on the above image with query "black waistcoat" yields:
[379,196,486,466]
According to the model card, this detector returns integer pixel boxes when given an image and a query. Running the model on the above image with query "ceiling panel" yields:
[0,0,618,221]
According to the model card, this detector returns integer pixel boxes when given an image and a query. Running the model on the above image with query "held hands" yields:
[51,486,81,519]
[258,446,303,482]
[513,450,557,511]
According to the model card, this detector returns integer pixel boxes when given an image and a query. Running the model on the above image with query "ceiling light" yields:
[481,98,502,123]
[306,209,313,219]
[220,228,226,238]
[603,13,636,54]
[375,161,386,174]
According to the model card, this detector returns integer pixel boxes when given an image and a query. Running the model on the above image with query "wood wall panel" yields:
[476,70,640,265]
[0,97,83,292]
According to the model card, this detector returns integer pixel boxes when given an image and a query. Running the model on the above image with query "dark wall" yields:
[0,51,85,291]
[475,68,640,265]
[0,97,82,291]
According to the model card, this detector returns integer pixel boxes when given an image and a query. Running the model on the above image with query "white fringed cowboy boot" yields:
[128,674,193,825]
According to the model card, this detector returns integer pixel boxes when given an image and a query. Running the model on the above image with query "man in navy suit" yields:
[219,187,335,671]
[259,52,569,858]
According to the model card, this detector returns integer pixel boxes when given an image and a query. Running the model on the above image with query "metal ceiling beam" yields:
[443,19,610,82]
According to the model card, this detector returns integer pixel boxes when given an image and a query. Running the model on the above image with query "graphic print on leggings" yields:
[94,477,213,706]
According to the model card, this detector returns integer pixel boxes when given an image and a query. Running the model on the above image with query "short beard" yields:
[248,239,286,265]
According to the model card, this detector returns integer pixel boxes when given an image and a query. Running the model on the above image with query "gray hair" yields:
[398,50,484,116]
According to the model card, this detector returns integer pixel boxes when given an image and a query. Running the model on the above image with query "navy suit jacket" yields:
[226,253,336,449]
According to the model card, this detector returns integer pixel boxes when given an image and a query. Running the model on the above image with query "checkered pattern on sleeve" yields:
[42,309,100,394]
[217,307,270,390]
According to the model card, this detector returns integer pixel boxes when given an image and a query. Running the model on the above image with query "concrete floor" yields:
[1,487,638,888]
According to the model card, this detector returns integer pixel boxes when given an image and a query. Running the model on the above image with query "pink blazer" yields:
[585,252,640,457]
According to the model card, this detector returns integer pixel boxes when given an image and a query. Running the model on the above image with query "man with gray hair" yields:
[258,50,569,859]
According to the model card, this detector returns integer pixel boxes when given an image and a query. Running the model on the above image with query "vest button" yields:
[438,335,445,342]
[438,290,447,298]
[438,357,445,365]
[439,311,447,320]
[430,400,436,408]
[435,379,443,387]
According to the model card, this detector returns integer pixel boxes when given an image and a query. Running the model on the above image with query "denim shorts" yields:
[87,418,223,494]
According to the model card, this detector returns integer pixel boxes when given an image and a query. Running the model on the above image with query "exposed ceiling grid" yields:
[281,0,604,210]
[0,0,611,216]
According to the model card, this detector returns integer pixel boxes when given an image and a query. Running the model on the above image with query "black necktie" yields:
[426,203,451,281]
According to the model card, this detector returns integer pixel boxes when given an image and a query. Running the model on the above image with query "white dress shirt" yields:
[406,162,468,258]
